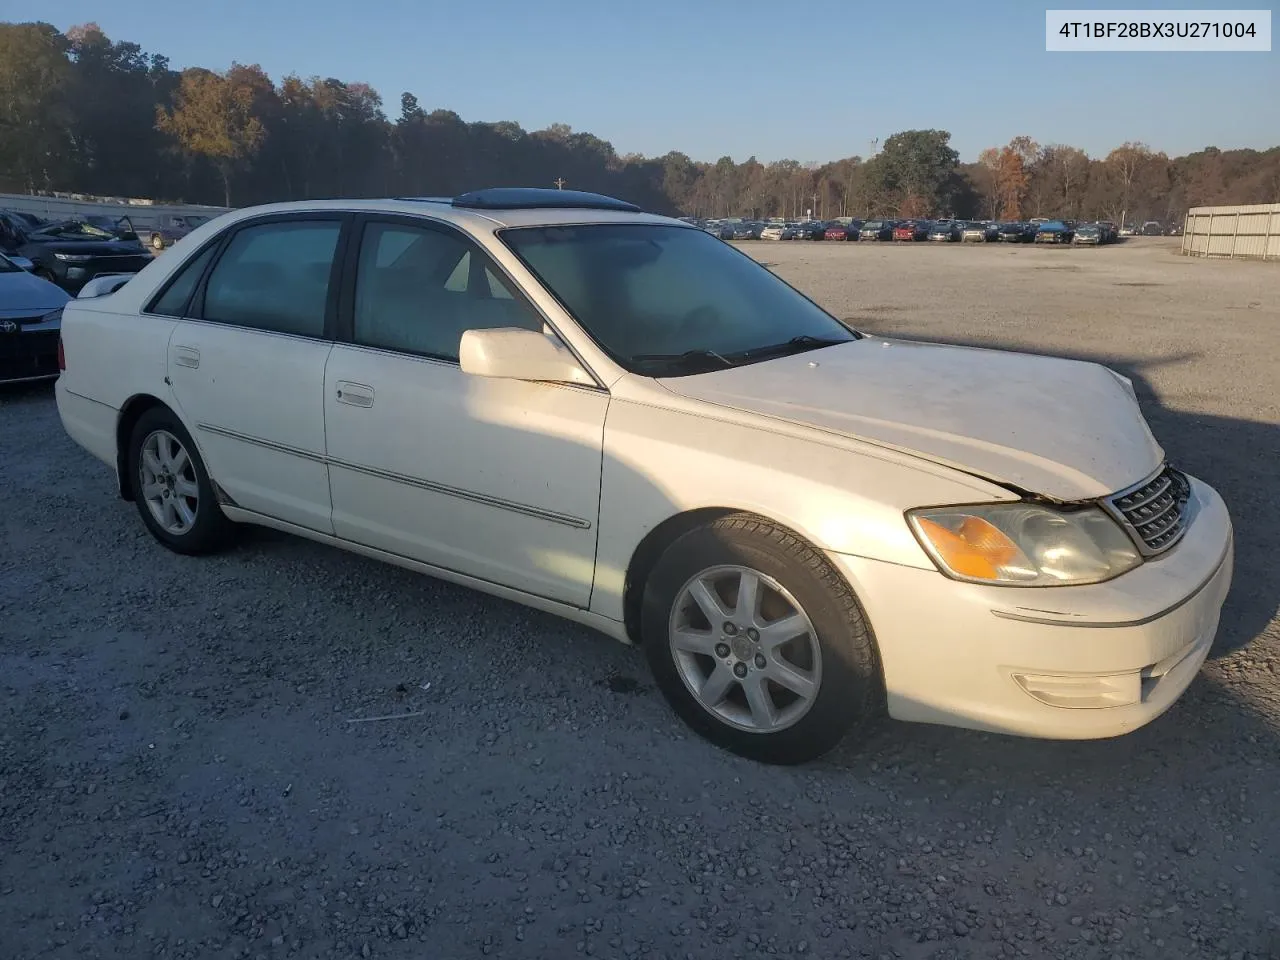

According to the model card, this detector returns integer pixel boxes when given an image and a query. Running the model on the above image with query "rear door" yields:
[164,213,349,533]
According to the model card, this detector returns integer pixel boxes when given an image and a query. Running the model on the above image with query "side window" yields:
[148,243,218,317]
[353,221,541,361]
[202,220,341,337]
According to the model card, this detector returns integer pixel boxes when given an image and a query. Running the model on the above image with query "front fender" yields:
[590,396,1014,622]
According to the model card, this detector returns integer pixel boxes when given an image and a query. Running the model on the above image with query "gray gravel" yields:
[2,236,1279,959]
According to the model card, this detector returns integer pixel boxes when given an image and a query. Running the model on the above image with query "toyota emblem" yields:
[0,320,19,333]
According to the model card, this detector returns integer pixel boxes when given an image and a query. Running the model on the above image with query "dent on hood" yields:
[659,339,1165,502]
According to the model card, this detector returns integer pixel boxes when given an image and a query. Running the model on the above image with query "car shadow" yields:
[851,328,1276,659]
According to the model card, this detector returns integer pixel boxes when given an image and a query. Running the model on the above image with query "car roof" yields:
[207,195,681,232]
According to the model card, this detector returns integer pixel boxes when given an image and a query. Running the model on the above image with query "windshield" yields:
[0,252,19,273]
[502,223,858,376]
[35,220,117,240]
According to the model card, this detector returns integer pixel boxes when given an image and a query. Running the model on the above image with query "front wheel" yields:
[642,514,883,764]
[128,407,235,555]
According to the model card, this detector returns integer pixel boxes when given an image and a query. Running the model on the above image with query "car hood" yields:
[0,268,71,314]
[21,239,146,255]
[657,338,1164,501]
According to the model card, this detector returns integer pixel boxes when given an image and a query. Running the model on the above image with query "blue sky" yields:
[36,0,1279,164]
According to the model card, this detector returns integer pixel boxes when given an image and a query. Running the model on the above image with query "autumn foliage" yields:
[1,21,1277,220]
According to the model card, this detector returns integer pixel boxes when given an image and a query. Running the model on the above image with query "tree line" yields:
[2,21,1278,223]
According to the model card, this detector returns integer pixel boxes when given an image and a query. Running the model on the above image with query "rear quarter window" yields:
[147,244,219,317]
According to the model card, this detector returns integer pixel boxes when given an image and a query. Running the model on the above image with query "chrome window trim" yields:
[195,422,593,530]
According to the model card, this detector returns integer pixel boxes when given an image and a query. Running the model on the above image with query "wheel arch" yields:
[114,393,174,500]
[621,506,855,647]
[622,508,738,644]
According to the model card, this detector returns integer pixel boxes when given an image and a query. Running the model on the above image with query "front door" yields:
[323,216,608,607]
[166,215,346,533]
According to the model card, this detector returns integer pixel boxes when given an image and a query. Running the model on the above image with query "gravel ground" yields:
[2,237,1278,960]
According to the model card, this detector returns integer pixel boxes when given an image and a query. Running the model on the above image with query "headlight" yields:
[908,503,1141,586]
[40,307,63,325]
[54,253,93,262]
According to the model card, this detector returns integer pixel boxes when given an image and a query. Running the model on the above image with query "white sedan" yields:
[55,188,1233,764]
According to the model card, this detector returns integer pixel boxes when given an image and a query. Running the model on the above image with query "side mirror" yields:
[9,255,35,272]
[459,327,595,386]
[76,273,135,299]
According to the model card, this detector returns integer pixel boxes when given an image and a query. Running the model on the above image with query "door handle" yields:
[172,345,200,369]
[335,380,374,408]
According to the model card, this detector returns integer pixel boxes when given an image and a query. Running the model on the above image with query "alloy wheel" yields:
[139,429,199,535]
[668,564,822,733]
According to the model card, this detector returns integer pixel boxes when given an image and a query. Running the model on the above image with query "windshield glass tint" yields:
[502,223,857,375]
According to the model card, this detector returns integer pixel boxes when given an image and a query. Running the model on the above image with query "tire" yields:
[151,234,165,250]
[641,513,883,764]
[127,407,235,555]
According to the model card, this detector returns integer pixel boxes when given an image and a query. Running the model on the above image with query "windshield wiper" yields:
[631,348,732,373]
[726,335,848,362]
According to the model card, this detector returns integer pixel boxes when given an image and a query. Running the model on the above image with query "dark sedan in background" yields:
[858,219,896,241]
[1073,222,1119,245]
[792,221,828,240]
[1072,223,1104,245]
[0,252,70,384]
[928,221,960,242]
[16,219,152,293]
[997,222,1035,242]
[1033,220,1074,244]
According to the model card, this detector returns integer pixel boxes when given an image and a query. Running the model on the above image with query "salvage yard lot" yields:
[2,237,1278,959]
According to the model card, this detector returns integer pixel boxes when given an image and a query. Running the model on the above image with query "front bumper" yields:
[828,475,1233,739]
[0,317,60,383]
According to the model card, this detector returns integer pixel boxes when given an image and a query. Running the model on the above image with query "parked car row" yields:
[679,215,1132,246]
[1,209,155,293]
[1,208,161,385]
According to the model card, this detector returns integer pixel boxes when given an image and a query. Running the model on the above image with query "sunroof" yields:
[451,188,642,213]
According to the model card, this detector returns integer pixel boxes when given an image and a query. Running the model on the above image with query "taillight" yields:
[57,335,65,371]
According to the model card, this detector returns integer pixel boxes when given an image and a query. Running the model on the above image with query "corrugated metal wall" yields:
[1181,203,1280,260]
[0,192,229,227]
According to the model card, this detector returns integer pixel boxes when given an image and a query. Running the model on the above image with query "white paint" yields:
[54,196,1235,742]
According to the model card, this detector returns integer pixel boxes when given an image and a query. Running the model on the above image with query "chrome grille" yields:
[1105,466,1191,556]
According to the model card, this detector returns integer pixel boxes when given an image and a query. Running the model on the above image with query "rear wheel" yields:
[150,234,165,250]
[128,407,235,555]
[642,514,882,764]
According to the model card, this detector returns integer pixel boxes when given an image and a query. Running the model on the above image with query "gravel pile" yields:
[2,238,1278,958]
